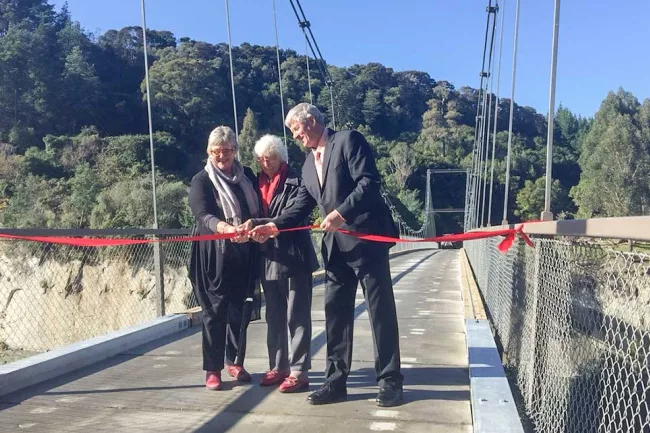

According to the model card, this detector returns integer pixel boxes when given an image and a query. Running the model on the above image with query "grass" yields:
[608,241,650,254]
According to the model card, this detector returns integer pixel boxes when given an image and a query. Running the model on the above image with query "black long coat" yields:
[187,166,261,320]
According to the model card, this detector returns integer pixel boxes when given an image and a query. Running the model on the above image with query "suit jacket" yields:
[274,128,398,267]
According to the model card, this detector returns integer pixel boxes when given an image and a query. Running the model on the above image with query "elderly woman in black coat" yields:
[244,134,319,393]
[188,125,261,391]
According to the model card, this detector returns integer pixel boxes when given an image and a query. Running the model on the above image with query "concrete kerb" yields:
[0,246,437,398]
[459,248,524,433]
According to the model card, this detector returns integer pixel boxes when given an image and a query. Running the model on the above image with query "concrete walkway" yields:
[0,250,472,433]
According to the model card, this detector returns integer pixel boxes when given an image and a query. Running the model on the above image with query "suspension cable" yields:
[502,0,521,225]
[139,0,159,230]
[224,0,239,143]
[305,35,313,104]
[480,2,499,226]
[272,0,287,145]
[469,0,495,230]
[487,0,506,225]
[473,1,498,229]
[474,76,488,228]
[289,0,341,128]
[481,74,494,226]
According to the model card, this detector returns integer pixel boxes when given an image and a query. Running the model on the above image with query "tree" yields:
[90,174,191,229]
[397,189,424,225]
[1,175,66,228]
[571,89,650,217]
[384,141,414,192]
[0,6,643,230]
[144,45,232,152]
[61,46,101,133]
[238,108,259,170]
[61,162,102,227]
[514,177,565,221]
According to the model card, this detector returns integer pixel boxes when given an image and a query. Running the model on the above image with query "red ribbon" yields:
[0,224,534,252]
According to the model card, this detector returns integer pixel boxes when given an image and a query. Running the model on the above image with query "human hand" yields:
[221,223,249,243]
[249,223,278,242]
[237,219,254,236]
[320,210,345,232]
[251,232,271,243]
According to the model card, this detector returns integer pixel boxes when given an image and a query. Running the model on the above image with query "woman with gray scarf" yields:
[188,126,261,391]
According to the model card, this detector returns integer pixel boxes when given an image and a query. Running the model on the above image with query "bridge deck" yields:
[0,250,472,433]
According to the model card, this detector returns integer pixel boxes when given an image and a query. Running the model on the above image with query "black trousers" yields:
[323,243,402,388]
[201,298,246,372]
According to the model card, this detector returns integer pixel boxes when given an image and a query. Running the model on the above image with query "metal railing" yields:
[465,216,650,433]
[0,224,431,365]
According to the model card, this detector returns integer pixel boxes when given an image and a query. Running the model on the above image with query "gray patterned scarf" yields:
[204,159,260,225]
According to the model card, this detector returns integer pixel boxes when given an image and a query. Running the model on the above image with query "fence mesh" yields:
[0,227,431,365]
[465,237,650,433]
[0,234,193,365]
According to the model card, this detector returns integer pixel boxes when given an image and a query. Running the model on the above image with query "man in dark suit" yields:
[250,103,403,407]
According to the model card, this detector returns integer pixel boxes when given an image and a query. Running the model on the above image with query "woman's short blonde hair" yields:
[254,134,288,163]
[206,126,238,156]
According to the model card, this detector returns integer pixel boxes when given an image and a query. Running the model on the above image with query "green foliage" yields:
[571,89,650,217]
[383,141,414,193]
[239,108,260,171]
[1,174,66,228]
[61,163,102,228]
[515,177,567,221]
[397,189,424,225]
[90,175,191,229]
[0,1,647,234]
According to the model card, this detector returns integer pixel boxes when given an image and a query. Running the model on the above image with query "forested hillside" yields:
[1,1,648,233]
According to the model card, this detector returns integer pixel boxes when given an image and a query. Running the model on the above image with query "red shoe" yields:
[226,365,252,382]
[260,370,289,386]
[206,371,222,390]
[278,375,309,393]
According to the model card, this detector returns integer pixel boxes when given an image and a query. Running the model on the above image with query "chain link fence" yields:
[1,226,430,365]
[0,231,195,365]
[465,236,650,433]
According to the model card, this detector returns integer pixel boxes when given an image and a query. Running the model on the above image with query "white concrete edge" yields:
[0,314,190,398]
[465,319,524,433]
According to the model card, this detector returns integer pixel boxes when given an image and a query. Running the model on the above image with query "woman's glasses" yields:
[257,155,279,162]
[212,147,234,156]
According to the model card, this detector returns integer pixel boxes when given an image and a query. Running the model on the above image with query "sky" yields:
[50,0,650,118]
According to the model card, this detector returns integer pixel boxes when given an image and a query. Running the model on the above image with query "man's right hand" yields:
[249,223,279,243]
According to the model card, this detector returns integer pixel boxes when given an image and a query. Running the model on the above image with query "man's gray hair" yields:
[207,126,238,155]
[254,134,288,163]
[284,103,325,127]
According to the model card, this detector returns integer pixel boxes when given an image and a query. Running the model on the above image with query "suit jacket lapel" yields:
[304,152,321,199]
[320,128,336,192]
